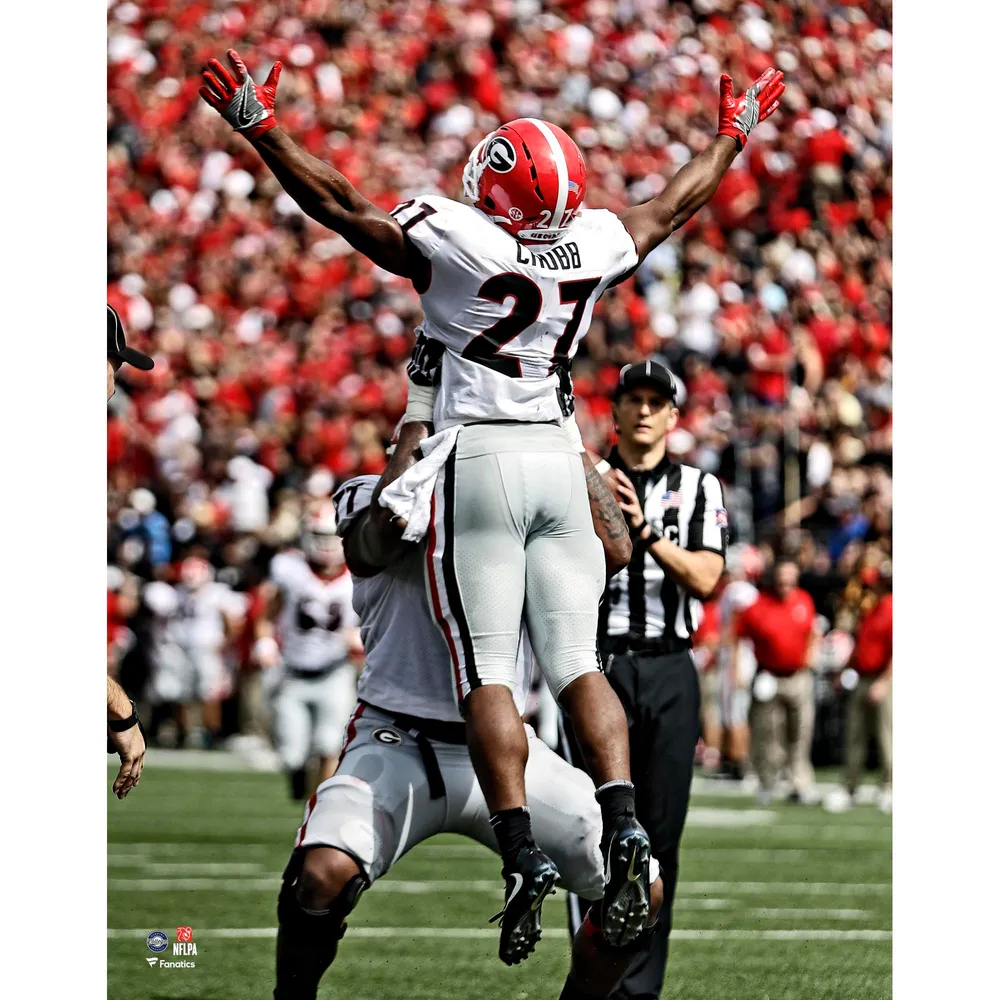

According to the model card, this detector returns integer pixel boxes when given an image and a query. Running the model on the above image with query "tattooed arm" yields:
[582,452,632,574]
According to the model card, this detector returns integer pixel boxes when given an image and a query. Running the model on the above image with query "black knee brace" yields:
[278,848,368,933]
[274,850,368,1000]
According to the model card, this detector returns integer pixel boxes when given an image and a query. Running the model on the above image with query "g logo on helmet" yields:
[485,136,517,173]
[372,728,403,745]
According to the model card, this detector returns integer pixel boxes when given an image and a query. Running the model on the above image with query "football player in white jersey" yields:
[272,466,667,999]
[718,544,763,781]
[254,502,364,800]
[144,553,246,747]
[200,48,783,954]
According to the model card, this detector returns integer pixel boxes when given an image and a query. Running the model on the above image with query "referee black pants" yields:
[560,648,701,1000]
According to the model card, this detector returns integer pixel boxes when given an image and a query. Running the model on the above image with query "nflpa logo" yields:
[173,927,197,955]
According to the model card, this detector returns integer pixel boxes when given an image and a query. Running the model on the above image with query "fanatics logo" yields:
[661,491,684,509]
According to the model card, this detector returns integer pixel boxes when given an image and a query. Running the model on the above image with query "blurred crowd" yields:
[107,0,891,778]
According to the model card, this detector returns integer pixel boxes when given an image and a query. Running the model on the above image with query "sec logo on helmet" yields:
[485,136,517,173]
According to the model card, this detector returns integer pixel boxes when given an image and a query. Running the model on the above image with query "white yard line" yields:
[107,822,889,860]
[681,881,889,895]
[108,876,890,896]
[107,926,890,942]
[686,807,776,826]
[752,908,870,919]
[106,861,266,874]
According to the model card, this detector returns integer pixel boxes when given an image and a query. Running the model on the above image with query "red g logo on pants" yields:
[176,926,193,943]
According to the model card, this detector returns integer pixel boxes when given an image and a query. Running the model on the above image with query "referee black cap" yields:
[614,360,676,402]
[108,304,154,371]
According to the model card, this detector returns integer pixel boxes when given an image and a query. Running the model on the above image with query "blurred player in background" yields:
[143,552,246,748]
[691,595,723,776]
[718,544,764,781]
[199,47,783,960]
[108,303,154,800]
[254,501,363,800]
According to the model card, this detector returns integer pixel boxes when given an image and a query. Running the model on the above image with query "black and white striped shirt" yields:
[600,448,728,644]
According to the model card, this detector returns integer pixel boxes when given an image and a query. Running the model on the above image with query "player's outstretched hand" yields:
[110,724,146,800]
[199,49,282,140]
[717,67,785,150]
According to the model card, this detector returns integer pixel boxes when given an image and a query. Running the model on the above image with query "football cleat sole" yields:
[491,865,558,966]
[601,831,651,948]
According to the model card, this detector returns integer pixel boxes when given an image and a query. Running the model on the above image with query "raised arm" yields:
[199,50,429,286]
[619,69,784,265]
[341,422,431,578]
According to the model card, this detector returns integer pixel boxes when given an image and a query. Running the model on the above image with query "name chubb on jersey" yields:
[514,241,582,271]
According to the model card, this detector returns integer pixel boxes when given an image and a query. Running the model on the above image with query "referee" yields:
[562,361,727,1000]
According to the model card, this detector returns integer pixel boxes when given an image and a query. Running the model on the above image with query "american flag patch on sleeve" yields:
[661,491,684,509]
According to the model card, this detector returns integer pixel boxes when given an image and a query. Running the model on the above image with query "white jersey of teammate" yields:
[144,579,243,654]
[395,195,638,427]
[334,475,532,722]
[719,579,759,679]
[269,550,358,670]
[143,579,245,702]
[719,579,759,631]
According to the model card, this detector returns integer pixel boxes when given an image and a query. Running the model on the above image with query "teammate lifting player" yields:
[273,448,664,1000]
[199,48,784,964]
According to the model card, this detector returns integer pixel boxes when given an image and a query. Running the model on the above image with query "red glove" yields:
[717,68,785,150]
[199,49,282,141]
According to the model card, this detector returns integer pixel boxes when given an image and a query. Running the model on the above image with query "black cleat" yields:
[600,816,651,947]
[489,844,559,966]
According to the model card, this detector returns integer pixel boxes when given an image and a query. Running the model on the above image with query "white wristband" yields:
[404,377,437,423]
[562,413,584,453]
[594,459,611,476]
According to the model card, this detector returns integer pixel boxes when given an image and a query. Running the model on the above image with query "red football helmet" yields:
[463,118,587,244]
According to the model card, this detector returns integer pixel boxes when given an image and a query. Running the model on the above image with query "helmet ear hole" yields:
[484,196,495,210]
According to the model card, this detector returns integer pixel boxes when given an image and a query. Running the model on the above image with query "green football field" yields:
[108,763,891,999]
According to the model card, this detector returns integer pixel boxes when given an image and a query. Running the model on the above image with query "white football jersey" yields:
[270,551,358,671]
[395,196,638,427]
[144,580,245,654]
[718,580,759,682]
[335,475,532,722]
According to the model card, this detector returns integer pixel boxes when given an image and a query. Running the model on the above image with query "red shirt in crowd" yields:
[852,593,892,675]
[693,600,721,672]
[736,589,816,674]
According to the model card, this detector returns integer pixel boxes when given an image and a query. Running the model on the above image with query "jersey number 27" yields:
[462,274,601,378]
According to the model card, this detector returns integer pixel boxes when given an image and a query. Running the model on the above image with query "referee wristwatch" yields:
[629,519,663,543]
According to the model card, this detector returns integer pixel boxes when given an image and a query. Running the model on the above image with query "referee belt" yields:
[600,635,693,657]
[284,661,348,681]
[361,701,467,802]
